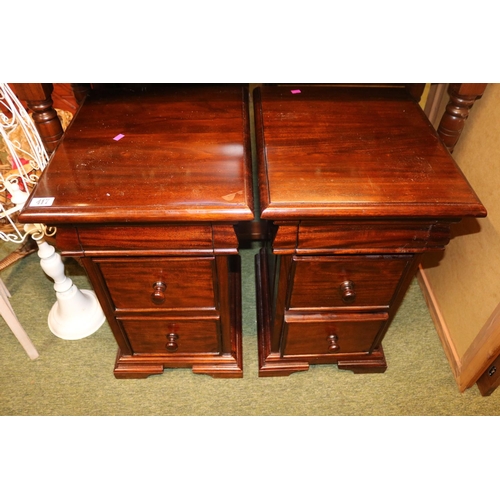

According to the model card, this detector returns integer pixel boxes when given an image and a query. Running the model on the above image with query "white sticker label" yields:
[30,197,55,207]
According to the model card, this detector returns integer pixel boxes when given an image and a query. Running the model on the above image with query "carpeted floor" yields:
[1,237,500,416]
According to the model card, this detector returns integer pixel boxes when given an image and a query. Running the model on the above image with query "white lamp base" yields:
[35,239,106,340]
[48,288,106,340]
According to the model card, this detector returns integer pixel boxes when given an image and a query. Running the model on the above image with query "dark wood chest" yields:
[253,85,486,376]
[20,85,254,378]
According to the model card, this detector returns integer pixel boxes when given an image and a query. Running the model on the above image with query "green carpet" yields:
[1,238,499,416]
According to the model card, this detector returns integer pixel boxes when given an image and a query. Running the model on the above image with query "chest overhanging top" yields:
[20,86,254,225]
[254,86,486,220]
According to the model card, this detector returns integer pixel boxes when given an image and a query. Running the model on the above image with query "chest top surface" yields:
[254,86,486,220]
[20,85,254,225]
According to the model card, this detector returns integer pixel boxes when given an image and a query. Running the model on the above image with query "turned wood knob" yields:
[165,333,179,352]
[327,334,339,352]
[151,281,167,305]
[340,280,356,303]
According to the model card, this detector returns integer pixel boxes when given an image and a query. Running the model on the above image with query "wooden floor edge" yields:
[416,266,463,386]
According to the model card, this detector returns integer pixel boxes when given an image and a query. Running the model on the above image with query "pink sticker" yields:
[113,134,125,141]
[291,89,301,94]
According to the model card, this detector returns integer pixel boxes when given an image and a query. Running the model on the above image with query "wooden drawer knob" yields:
[165,333,179,352]
[151,281,167,305]
[327,334,340,352]
[340,280,356,303]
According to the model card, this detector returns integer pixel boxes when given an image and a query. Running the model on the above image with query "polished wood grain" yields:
[289,255,412,310]
[19,85,253,379]
[283,314,388,355]
[20,86,254,224]
[254,85,487,377]
[437,83,487,152]
[254,86,485,220]
[76,225,214,254]
[96,257,216,311]
[9,83,65,153]
[120,318,220,354]
[296,221,453,254]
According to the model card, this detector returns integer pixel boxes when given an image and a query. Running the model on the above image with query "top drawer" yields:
[96,257,216,311]
[78,225,214,253]
[289,255,412,310]
[297,222,433,254]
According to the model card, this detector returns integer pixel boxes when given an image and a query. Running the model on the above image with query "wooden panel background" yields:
[419,83,500,391]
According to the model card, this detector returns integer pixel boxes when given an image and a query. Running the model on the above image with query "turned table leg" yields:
[9,83,64,154]
[437,83,487,153]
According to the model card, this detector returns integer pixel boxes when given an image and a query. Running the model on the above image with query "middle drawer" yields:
[289,255,412,310]
[96,257,216,312]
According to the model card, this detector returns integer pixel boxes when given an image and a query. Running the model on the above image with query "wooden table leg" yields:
[9,83,64,154]
[437,83,488,153]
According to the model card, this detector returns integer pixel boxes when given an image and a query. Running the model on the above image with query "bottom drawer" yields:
[119,319,220,355]
[283,316,386,356]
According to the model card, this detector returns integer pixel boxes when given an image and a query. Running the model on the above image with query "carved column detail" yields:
[9,83,64,154]
[437,83,487,153]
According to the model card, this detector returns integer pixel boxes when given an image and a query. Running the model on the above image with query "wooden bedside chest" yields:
[20,85,254,379]
[253,85,486,377]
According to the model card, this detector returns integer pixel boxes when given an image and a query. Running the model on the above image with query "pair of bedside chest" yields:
[19,84,486,379]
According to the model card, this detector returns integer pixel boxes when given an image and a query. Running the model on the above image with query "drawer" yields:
[289,255,411,310]
[96,257,216,311]
[119,319,220,355]
[297,222,434,254]
[283,315,387,356]
[77,225,214,253]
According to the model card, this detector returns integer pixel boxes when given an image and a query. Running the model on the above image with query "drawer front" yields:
[120,319,220,355]
[297,222,433,253]
[283,317,386,356]
[97,257,216,311]
[289,255,411,310]
[77,225,214,252]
